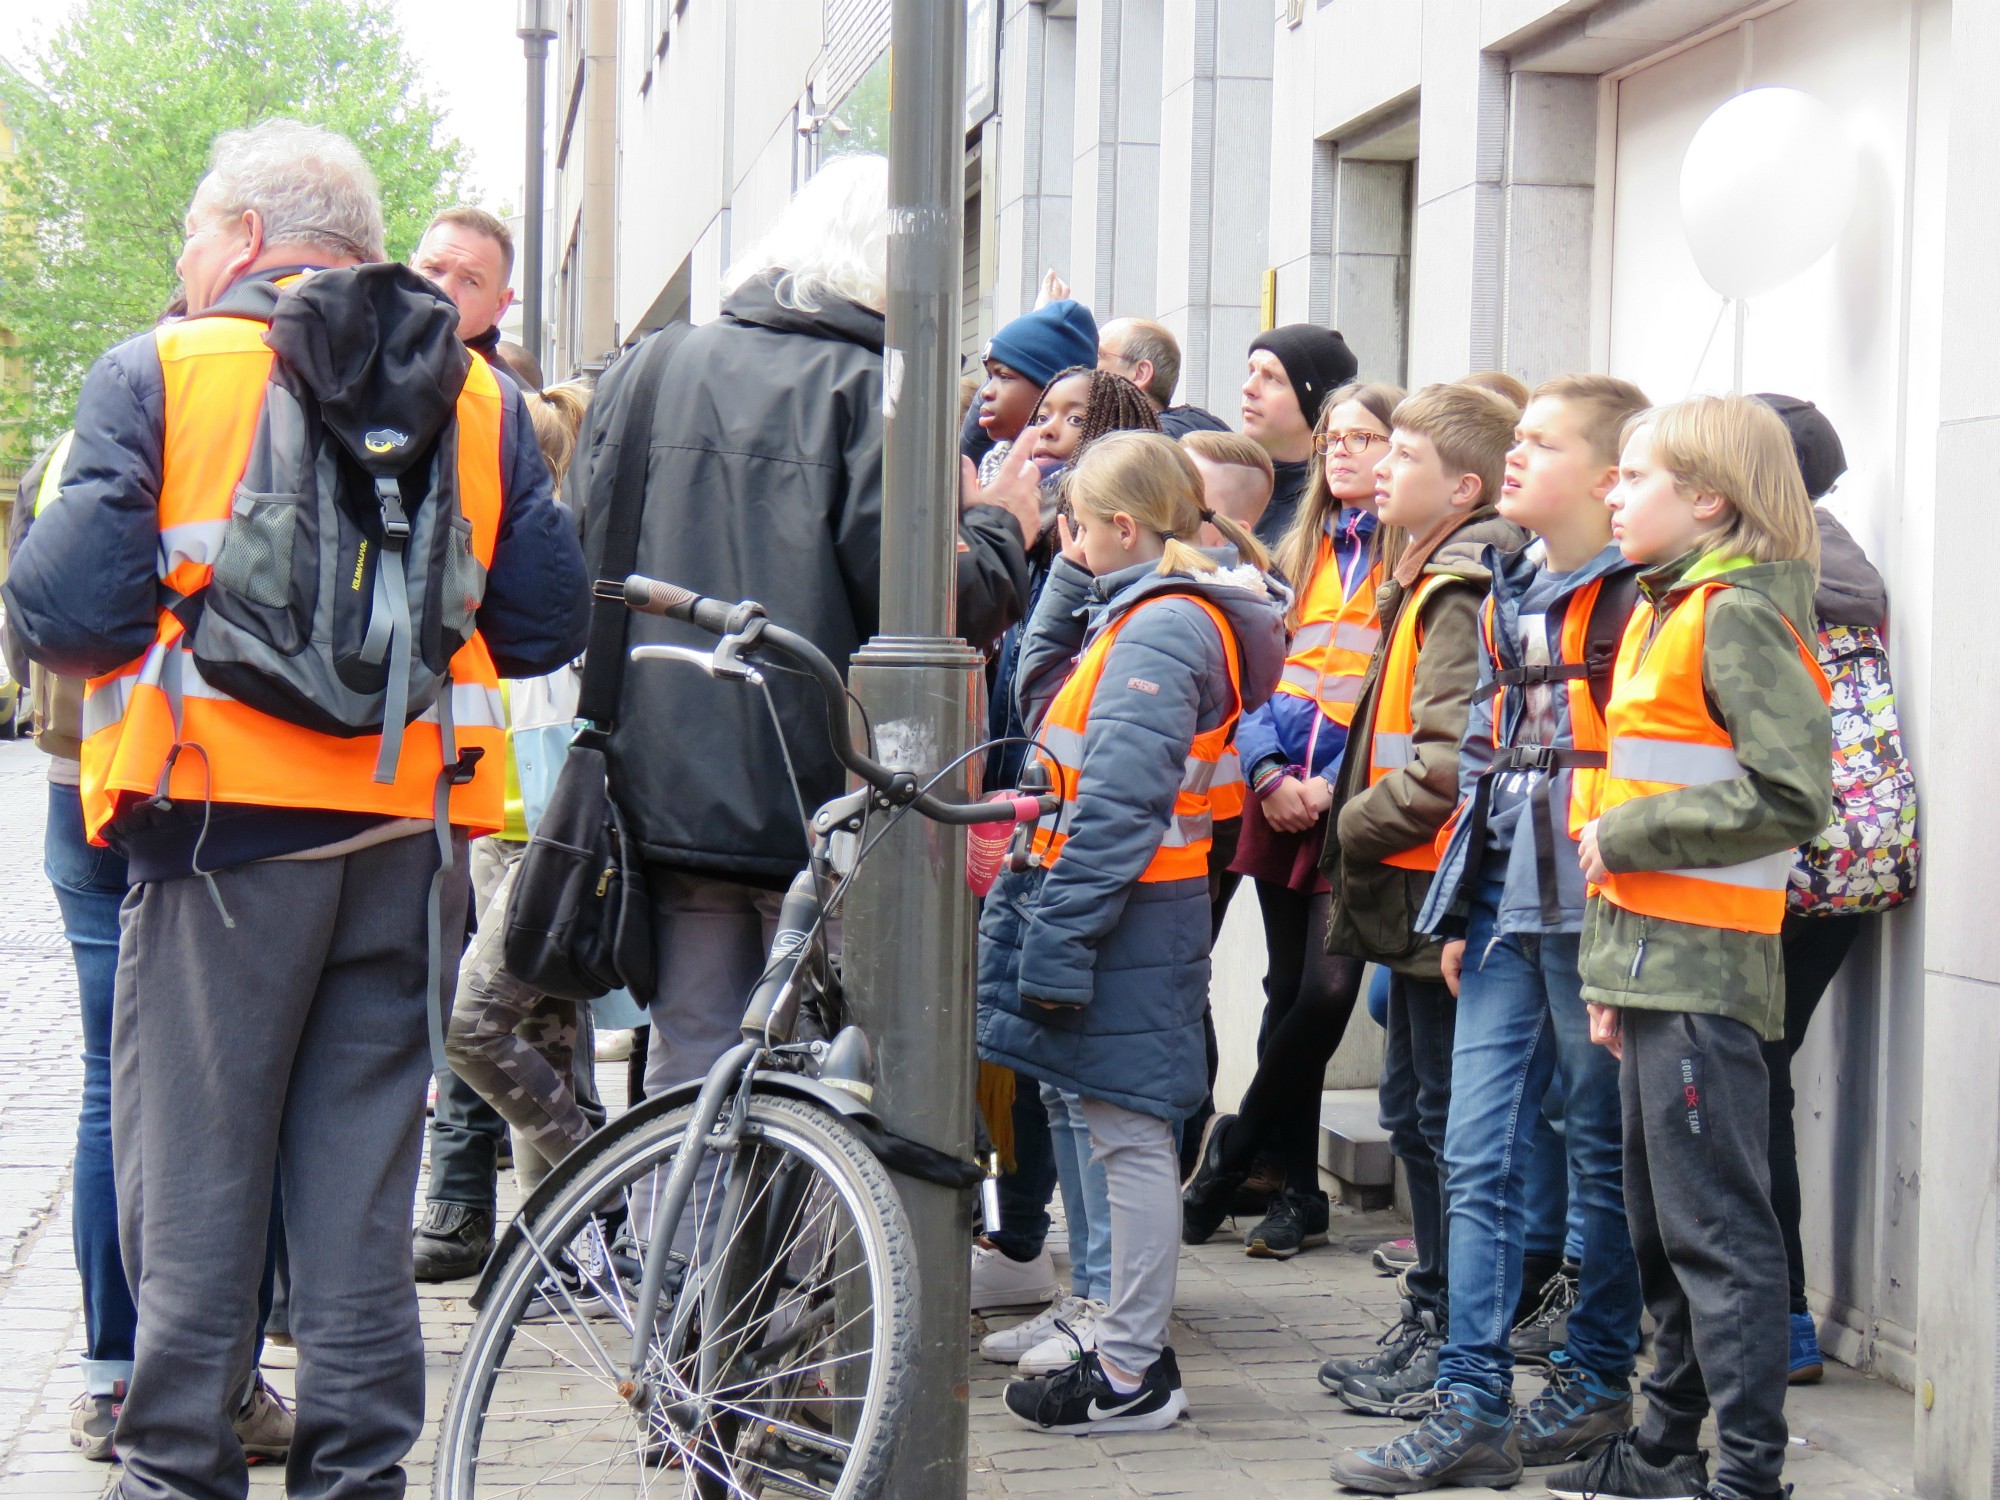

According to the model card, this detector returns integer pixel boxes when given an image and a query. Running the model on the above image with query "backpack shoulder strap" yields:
[577,324,695,728]
[1582,567,1641,717]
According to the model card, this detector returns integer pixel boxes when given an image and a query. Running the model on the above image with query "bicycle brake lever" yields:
[628,642,764,683]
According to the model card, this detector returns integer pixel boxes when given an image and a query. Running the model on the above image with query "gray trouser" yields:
[1622,1008,1789,1493]
[112,832,467,1500]
[1078,1097,1180,1378]
[640,870,785,1096]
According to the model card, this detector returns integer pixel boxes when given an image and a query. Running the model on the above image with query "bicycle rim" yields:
[437,1094,917,1500]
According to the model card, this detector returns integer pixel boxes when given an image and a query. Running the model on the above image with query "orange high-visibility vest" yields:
[1032,593,1244,882]
[1594,581,1829,934]
[1276,531,1381,729]
[1367,574,1452,872]
[1477,578,1616,841]
[78,304,507,846]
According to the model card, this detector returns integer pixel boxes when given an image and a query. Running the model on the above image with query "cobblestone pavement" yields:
[0,738,1912,1498]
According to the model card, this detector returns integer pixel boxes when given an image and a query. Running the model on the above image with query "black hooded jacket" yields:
[571,273,1032,887]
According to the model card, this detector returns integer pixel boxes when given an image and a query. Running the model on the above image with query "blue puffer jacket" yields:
[1418,540,1637,938]
[976,554,1288,1120]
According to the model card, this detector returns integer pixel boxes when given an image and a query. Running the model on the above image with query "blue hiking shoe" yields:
[1518,1350,1631,1466]
[1330,1386,1522,1493]
[1788,1310,1824,1384]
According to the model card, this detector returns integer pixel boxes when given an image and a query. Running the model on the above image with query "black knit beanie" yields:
[1248,324,1360,428]
[1753,393,1847,501]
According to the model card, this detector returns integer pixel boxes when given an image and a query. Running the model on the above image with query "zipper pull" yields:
[595,865,614,899]
[1630,936,1647,980]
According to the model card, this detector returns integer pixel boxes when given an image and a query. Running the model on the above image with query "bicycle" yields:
[434,575,1057,1500]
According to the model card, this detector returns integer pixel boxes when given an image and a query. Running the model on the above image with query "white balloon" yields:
[1679,87,1860,301]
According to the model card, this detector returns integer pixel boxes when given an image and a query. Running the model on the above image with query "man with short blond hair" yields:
[413,205,517,370]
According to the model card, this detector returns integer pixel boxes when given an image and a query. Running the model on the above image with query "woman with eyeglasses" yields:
[1182,381,1406,1260]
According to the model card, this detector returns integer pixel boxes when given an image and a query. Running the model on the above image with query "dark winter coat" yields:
[976,555,1288,1119]
[570,274,1032,888]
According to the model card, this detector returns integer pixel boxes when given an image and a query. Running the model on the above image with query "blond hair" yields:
[524,381,591,486]
[1178,429,1275,490]
[1631,395,1820,568]
[1532,372,1651,465]
[1275,380,1403,618]
[1460,370,1529,409]
[1391,383,1518,513]
[425,205,514,277]
[1063,431,1272,577]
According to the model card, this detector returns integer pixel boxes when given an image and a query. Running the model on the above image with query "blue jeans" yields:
[45,781,138,1397]
[988,1073,1057,1263]
[1522,1075,1579,1263]
[1380,973,1456,1318]
[1043,1084,1112,1303]
[1438,882,1643,1397]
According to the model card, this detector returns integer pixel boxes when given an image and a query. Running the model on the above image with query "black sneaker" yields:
[1545,1430,1708,1499]
[1511,1259,1580,1367]
[1339,1313,1444,1416]
[1232,1157,1283,1218]
[412,1201,494,1282]
[1517,1352,1631,1466]
[1180,1113,1246,1245]
[1330,1388,1523,1493]
[1319,1299,1431,1392]
[1004,1348,1188,1434]
[1245,1188,1330,1259]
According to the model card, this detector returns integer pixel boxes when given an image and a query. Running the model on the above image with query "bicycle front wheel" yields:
[436,1092,919,1500]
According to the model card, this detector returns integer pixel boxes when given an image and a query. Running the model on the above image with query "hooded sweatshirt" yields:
[1578,551,1833,1038]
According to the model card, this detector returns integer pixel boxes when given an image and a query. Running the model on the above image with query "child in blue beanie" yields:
[970,299,1100,481]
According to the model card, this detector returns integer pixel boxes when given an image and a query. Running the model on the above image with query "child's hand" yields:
[1262,775,1315,833]
[1300,776,1334,819]
[1587,1002,1623,1060]
[1057,512,1089,567]
[1440,939,1466,998]
[1578,819,1608,884]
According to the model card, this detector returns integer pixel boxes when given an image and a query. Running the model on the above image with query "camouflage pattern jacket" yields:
[1578,552,1833,1038]
[1320,508,1527,978]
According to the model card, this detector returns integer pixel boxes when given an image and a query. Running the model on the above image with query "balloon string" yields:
[1689,295,1732,395]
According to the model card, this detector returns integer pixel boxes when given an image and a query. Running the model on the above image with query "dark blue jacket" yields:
[976,555,1287,1119]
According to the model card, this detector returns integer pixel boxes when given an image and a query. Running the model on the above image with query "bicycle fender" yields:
[468,1069,881,1312]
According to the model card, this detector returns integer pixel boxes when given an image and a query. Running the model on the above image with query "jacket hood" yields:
[721,271,885,354]
[1646,550,1819,642]
[1487,537,1630,606]
[262,262,470,478]
[1091,555,1292,714]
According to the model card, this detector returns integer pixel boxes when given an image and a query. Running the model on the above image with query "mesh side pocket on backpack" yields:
[212,490,304,610]
[441,515,486,644]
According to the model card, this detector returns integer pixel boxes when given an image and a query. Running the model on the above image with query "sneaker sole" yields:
[1789,1361,1825,1385]
[69,1432,116,1463]
[973,1289,1063,1314]
[1337,1389,1433,1419]
[1370,1252,1417,1276]
[1245,1230,1329,1260]
[1547,1487,1698,1500]
[1333,1458,1524,1494]
[1180,1114,1232,1192]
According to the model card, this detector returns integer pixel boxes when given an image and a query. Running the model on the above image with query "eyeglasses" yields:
[1314,429,1386,457]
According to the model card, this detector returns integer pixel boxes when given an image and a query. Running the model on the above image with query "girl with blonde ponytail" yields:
[977,429,1288,1436]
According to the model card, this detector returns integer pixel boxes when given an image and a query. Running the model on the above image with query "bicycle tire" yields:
[435,1093,920,1499]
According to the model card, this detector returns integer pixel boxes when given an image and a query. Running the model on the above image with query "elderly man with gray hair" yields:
[1097,317,1230,439]
[6,118,589,1499]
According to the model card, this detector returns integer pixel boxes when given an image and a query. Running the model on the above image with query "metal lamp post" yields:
[841,0,977,1494]
[516,0,556,368]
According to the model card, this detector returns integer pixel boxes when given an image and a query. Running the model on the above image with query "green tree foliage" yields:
[0,0,471,446]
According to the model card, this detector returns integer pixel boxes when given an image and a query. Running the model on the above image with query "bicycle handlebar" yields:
[622,574,1057,828]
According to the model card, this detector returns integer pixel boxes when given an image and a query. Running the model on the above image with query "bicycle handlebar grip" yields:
[622,575,736,634]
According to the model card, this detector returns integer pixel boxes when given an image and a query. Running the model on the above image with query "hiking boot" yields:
[1018,1299,1105,1376]
[234,1373,293,1464]
[1511,1259,1580,1367]
[1329,1387,1522,1493]
[1371,1237,1418,1275]
[412,1201,494,1282]
[69,1385,121,1462]
[1545,1430,1709,1499]
[1319,1299,1432,1391]
[1004,1347,1187,1434]
[1245,1188,1329,1259]
[971,1240,1061,1312]
[1180,1112,1247,1245]
[1787,1310,1824,1384]
[1517,1352,1631,1466]
[1339,1314,1445,1416]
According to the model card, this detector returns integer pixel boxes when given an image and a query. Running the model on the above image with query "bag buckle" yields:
[448,745,485,786]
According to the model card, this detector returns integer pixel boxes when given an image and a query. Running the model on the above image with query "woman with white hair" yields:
[570,152,1036,1108]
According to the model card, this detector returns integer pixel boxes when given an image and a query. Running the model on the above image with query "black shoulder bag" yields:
[503,327,688,1001]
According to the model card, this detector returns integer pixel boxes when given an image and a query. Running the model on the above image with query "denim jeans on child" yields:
[1438,878,1642,1398]
[1042,1084,1113,1303]
[1379,973,1457,1318]
[45,780,137,1397]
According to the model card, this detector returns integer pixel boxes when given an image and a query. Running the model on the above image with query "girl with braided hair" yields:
[1027,365,1161,471]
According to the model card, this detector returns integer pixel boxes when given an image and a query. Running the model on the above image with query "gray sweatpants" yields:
[640,870,785,1095]
[1078,1097,1180,1379]
[111,831,467,1500]
[1622,1008,1790,1494]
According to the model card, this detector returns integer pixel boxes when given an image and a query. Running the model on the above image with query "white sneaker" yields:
[970,1240,1062,1313]
[981,1293,1081,1364]
[1017,1298,1105,1376]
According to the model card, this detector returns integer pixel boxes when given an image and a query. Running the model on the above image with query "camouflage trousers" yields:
[444,838,594,1192]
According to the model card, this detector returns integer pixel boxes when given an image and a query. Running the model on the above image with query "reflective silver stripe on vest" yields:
[1039,720,1223,808]
[1373,731,1414,769]
[1335,622,1380,652]
[1182,756,1218,794]
[1280,662,1365,701]
[1608,736,1744,786]
[82,676,135,737]
[1159,811,1214,848]
[1291,621,1335,651]
[1038,722,1087,768]
[1212,749,1244,788]
[157,519,230,578]
[1661,849,1795,892]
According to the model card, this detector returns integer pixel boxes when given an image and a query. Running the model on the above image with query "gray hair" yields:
[721,154,887,315]
[1102,318,1181,408]
[196,118,386,263]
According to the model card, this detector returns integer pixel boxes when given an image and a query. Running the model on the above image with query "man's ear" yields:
[1132,358,1155,396]
[223,209,264,283]
[498,285,517,317]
